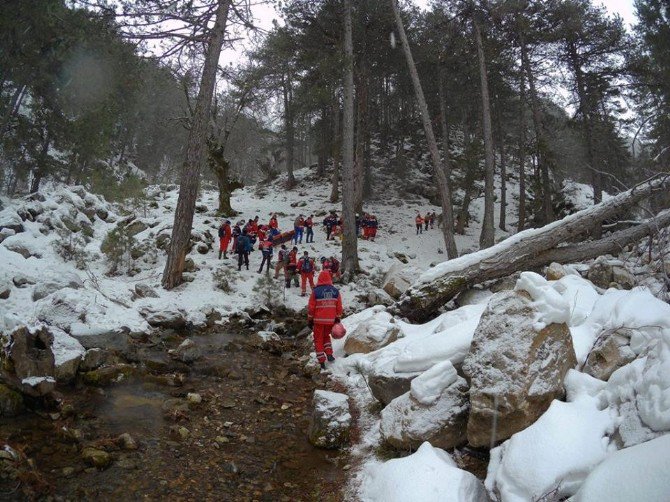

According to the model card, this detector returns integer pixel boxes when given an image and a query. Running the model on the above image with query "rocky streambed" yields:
[0,319,348,501]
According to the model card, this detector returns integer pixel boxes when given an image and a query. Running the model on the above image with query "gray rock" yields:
[95,208,109,221]
[463,290,577,447]
[156,233,171,251]
[12,274,35,288]
[583,328,636,381]
[0,383,25,416]
[343,310,399,355]
[611,265,636,290]
[308,390,351,449]
[125,220,148,236]
[587,257,614,289]
[5,325,56,383]
[196,243,209,254]
[70,326,129,352]
[134,283,159,299]
[80,348,110,371]
[144,309,187,330]
[169,338,200,363]
[32,273,83,301]
[81,447,112,469]
[368,363,421,406]
[0,285,10,300]
[0,208,24,233]
[545,262,567,281]
[3,241,41,259]
[382,263,421,299]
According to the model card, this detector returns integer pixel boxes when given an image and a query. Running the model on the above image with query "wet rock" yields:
[583,328,636,381]
[0,383,25,416]
[134,283,159,299]
[169,338,200,363]
[117,433,139,451]
[32,272,83,301]
[144,309,187,330]
[380,361,469,450]
[463,290,577,447]
[545,262,567,281]
[343,310,399,355]
[4,325,55,383]
[80,348,109,371]
[81,447,112,469]
[81,364,136,387]
[308,390,351,449]
[382,263,421,299]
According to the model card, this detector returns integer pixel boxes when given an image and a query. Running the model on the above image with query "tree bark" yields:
[341,0,358,280]
[30,130,51,194]
[282,72,296,188]
[391,0,458,259]
[517,64,527,232]
[330,100,341,203]
[475,19,495,249]
[498,118,507,231]
[438,65,458,238]
[162,0,230,290]
[393,175,670,322]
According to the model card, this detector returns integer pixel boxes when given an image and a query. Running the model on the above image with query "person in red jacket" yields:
[269,213,279,230]
[285,246,299,288]
[297,251,316,296]
[415,213,424,235]
[218,220,232,259]
[307,270,343,369]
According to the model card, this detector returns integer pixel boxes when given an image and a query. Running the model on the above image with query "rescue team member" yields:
[285,246,299,288]
[218,220,232,259]
[269,213,279,230]
[274,244,288,279]
[424,211,430,231]
[293,215,305,244]
[415,213,424,234]
[232,221,242,252]
[323,212,338,240]
[297,251,316,296]
[236,229,252,271]
[258,237,273,274]
[305,215,315,243]
[307,270,343,370]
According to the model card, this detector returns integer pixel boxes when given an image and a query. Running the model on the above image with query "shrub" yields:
[212,267,237,293]
[252,274,284,308]
[101,225,140,275]
[52,229,89,270]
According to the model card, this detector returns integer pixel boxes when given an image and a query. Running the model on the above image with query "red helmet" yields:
[331,322,347,339]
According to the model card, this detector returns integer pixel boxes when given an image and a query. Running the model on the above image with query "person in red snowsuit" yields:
[269,214,279,230]
[297,251,316,296]
[218,220,232,259]
[307,270,343,369]
[415,213,424,235]
[285,246,299,288]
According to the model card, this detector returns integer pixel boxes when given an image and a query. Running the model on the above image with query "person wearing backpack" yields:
[274,244,288,279]
[236,229,252,271]
[307,270,344,369]
[297,251,316,296]
[257,237,274,274]
[285,246,299,288]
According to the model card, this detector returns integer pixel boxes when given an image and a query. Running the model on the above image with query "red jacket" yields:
[415,215,424,225]
[298,257,315,274]
[305,216,313,228]
[308,271,343,325]
[288,249,298,266]
[269,217,278,229]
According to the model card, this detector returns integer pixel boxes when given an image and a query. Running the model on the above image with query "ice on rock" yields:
[571,434,670,502]
[360,442,488,502]
[410,360,458,406]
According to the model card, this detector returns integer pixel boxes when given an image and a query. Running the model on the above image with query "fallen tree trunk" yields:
[392,175,670,322]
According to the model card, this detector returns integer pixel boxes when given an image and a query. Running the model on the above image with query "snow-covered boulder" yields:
[134,283,159,298]
[307,390,351,449]
[486,371,611,501]
[0,281,10,299]
[143,308,188,330]
[463,275,577,447]
[3,238,41,259]
[582,328,636,381]
[0,208,24,233]
[380,360,469,450]
[382,263,421,299]
[52,328,86,384]
[572,434,670,502]
[587,257,636,290]
[344,310,399,355]
[169,338,200,363]
[360,442,488,502]
[367,359,421,406]
[31,272,84,301]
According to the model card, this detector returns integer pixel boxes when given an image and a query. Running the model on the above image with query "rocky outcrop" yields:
[2,325,56,396]
[0,208,24,233]
[463,290,577,447]
[380,361,469,450]
[587,257,636,290]
[583,328,636,381]
[343,310,399,355]
[382,263,421,299]
[308,390,351,449]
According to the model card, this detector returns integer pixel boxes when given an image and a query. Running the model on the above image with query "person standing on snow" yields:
[236,229,252,271]
[415,213,424,235]
[232,221,242,252]
[323,211,337,240]
[307,270,343,370]
[367,214,378,241]
[258,237,274,274]
[305,215,315,243]
[218,220,232,259]
[293,215,305,244]
[285,246,299,288]
[269,213,279,230]
[297,251,316,297]
[424,211,430,232]
[274,244,288,279]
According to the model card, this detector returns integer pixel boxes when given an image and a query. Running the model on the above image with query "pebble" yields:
[215,436,230,445]
[187,392,202,404]
[178,426,190,439]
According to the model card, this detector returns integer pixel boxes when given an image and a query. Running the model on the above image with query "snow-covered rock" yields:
[463,286,577,447]
[31,272,84,301]
[380,361,469,450]
[486,371,612,502]
[80,348,110,371]
[343,310,399,355]
[367,359,421,406]
[0,208,24,233]
[134,283,159,298]
[307,390,351,449]
[360,442,488,502]
[572,434,670,502]
[382,263,421,299]
[143,308,188,330]
[582,328,636,381]
[51,328,86,384]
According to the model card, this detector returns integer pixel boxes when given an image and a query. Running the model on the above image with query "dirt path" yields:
[1,328,348,501]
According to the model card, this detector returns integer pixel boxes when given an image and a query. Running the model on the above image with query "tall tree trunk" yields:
[341,0,359,280]
[162,0,230,290]
[0,84,27,137]
[438,65,457,237]
[391,0,458,258]
[456,139,477,235]
[30,130,51,193]
[475,19,495,249]
[517,62,527,232]
[283,72,296,188]
[354,65,367,214]
[316,107,327,177]
[330,101,341,203]
[497,114,507,231]
[521,39,554,225]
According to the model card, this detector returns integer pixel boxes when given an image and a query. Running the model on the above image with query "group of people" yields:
[323,211,380,241]
[414,211,438,234]
[274,246,341,296]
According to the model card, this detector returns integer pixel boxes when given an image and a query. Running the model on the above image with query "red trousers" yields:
[220,237,230,251]
[301,272,315,294]
[313,323,334,363]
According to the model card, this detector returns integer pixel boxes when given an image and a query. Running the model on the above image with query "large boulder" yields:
[587,257,636,290]
[52,328,86,384]
[169,338,200,363]
[307,390,351,449]
[2,325,57,396]
[69,325,130,352]
[463,288,577,447]
[32,272,84,301]
[380,360,469,450]
[125,220,148,237]
[143,308,187,330]
[343,310,399,355]
[368,361,421,406]
[583,328,636,381]
[0,208,24,233]
[382,263,421,299]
